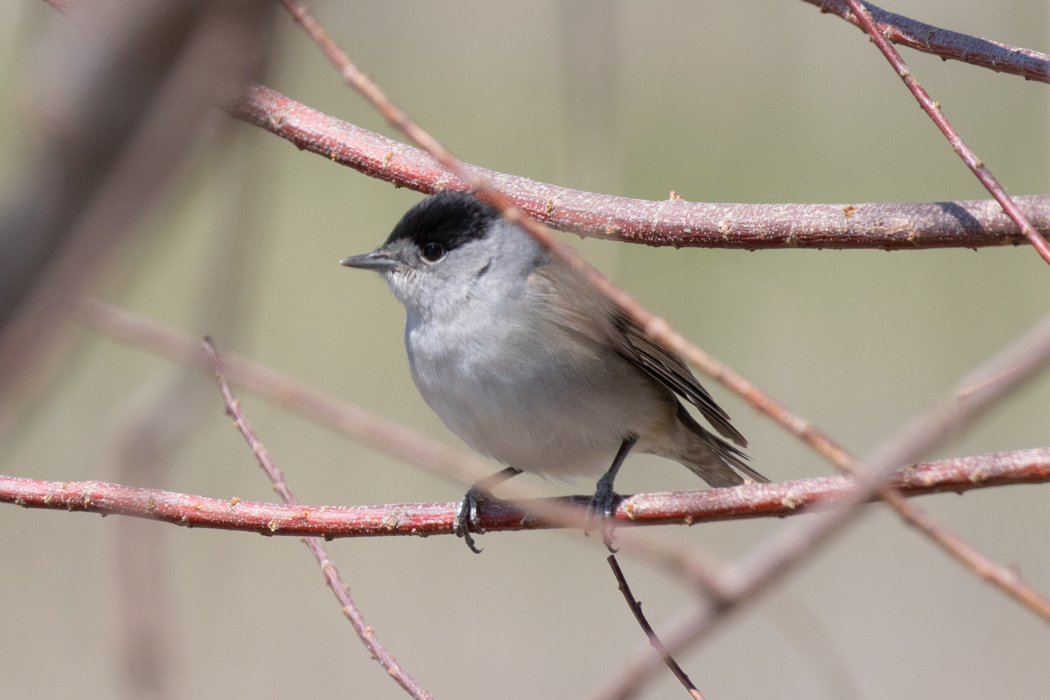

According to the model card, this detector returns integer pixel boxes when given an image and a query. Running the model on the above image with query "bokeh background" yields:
[1,0,1049,698]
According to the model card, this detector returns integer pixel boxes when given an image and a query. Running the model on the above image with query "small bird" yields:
[342,190,766,552]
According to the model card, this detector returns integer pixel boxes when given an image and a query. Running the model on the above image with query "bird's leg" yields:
[454,466,523,553]
[587,435,638,551]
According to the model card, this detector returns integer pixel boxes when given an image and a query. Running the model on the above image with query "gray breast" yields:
[404,301,668,478]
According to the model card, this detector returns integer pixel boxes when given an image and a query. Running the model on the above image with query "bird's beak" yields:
[340,250,400,272]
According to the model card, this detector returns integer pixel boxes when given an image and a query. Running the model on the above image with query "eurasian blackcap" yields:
[342,191,766,552]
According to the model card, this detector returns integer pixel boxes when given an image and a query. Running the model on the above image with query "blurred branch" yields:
[558,0,621,195]
[78,298,496,487]
[41,0,72,16]
[3,447,1048,537]
[807,0,1050,84]
[0,0,271,430]
[763,596,863,700]
[841,0,1050,265]
[230,83,1048,251]
[1,0,202,403]
[720,306,1050,613]
[15,7,271,693]
[201,339,434,700]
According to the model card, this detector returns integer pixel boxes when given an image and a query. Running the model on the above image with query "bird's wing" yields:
[611,313,747,447]
[530,260,748,448]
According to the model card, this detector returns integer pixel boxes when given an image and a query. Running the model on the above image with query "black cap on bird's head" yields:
[384,190,500,250]
[341,191,500,272]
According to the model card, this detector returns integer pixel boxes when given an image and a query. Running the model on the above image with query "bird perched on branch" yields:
[342,190,765,552]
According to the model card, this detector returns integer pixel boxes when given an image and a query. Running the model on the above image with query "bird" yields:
[342,190,766,552]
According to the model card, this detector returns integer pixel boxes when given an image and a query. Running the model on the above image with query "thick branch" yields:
[3,447,1047,537]
[229,83,1047,251]
[841,0,1050,265]
[808,0,1050,84]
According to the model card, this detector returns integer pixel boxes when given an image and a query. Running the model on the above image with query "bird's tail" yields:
[671,400,768,487]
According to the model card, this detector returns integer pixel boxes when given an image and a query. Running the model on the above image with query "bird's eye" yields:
[421,242,446,262]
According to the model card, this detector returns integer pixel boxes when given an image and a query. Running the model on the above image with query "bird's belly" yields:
[424,380,629,478]
[406,324,665,479]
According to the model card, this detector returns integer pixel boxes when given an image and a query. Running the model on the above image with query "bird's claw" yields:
[453,467,523,554]
[585,474,621,552]
[454,486,485,554]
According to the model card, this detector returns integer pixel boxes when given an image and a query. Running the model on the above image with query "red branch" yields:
[3,447,1047,537]
[808,0,1050,84]
[841,0,1050,266]
[230,83,1049,251]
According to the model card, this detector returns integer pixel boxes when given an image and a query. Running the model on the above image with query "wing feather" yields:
[531,261,748,448]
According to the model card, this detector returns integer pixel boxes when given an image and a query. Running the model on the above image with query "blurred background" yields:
[1,0,1049,698]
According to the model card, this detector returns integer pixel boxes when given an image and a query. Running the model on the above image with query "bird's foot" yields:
[453,467,522,554]
[586,472,622,552]
[454,485,486,554]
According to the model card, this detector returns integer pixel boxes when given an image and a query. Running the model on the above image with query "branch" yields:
[4,447,1047,536]
[201,339,434,700]
[841,0,1050,266]
[229,83,1049,251]
[807,0,1050,84]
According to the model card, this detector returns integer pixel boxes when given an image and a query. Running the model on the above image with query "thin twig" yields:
[608,556,707,700]
[807,0,1050,84]
[200,339,434,700]
[3,447,1048,537]
[840,0,1050,266]
[230,83,1050,251]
